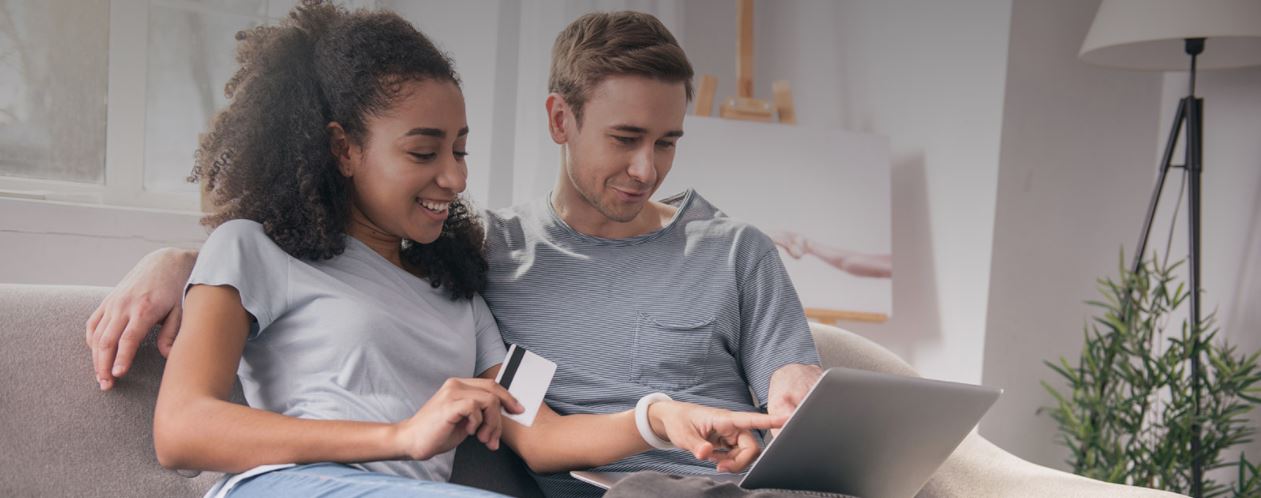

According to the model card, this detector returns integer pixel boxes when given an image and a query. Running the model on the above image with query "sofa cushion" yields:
[0,284,543,497]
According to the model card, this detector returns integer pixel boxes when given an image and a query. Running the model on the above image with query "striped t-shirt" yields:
[481,189,821,497]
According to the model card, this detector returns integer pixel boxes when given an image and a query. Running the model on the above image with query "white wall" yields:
[980,0,1164,469]
[682,0,1013,384]
[0,198,205,286]
[981,0,1261,474]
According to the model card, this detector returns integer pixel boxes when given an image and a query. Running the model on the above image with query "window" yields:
[0,0,110,185]
[0,0,363,211]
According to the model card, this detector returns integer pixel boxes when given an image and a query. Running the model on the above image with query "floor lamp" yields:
[1080,1,1261,496]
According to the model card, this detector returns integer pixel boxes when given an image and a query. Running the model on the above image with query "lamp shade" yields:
[1080,0,1261,70]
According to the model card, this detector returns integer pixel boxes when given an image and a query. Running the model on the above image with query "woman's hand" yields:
[392,378,524,460]
[647,402,788,473]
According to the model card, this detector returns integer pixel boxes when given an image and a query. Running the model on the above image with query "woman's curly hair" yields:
[191,0,487,300]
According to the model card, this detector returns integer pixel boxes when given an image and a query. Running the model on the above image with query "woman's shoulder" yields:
[202,219,289,261]
[212,218,266,237]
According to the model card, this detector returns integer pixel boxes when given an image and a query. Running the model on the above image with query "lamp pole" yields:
[1127,37,1205,498]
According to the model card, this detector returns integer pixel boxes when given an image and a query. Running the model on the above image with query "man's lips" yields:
[611,187,650,199]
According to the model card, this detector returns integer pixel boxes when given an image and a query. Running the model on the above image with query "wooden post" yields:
[737,0,754,98]
[772,80,796,124]
[721,0,773,122]
[695,74,718,116]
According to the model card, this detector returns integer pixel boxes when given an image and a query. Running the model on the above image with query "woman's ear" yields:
[545,93,570,145]
[327,122,355,177]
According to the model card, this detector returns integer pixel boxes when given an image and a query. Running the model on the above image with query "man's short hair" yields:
[549,11,695,124]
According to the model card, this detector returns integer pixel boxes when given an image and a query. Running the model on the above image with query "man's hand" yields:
[86,248,198,390]
[766,363,823,437]
[647,401,787,473]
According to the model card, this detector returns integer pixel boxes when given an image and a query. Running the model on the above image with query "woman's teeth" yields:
[419,199,450,212]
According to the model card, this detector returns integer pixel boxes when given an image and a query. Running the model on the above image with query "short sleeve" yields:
[184,219,290,338]
[739,249,822,407]
[471,293,508,376]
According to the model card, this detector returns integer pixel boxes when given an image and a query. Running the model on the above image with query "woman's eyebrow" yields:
[403,126,470,138]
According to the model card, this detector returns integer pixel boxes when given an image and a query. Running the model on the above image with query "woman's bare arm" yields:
[154,284,521,473]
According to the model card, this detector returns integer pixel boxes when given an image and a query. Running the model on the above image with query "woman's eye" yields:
[409,152,437,162]
[454,151,469,159]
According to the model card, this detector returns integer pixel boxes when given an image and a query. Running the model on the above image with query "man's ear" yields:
[545,93,571,145]
[327,122,356,177]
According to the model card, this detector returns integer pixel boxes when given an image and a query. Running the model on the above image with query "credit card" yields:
[494,344,556,427]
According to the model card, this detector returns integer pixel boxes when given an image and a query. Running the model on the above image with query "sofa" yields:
[0,284,1185,497]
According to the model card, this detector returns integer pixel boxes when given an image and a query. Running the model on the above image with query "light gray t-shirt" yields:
[185,219,507,484]
[482,190,821,497]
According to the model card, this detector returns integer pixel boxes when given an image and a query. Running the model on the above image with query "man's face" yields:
[555,75,688,223]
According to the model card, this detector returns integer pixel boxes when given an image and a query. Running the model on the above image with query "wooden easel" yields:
[694,0,795,125]
[693,1,887,326]
[804,308,890,326]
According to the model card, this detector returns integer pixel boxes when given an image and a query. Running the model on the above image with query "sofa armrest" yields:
[0,284,223,496]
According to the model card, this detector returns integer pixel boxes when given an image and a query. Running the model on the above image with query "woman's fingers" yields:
[445,378,522,413]
[444,398,478,425]
[444,383,508,441]
[470,378,523,414]
[465,409,483,436]
[477,400,502,445]
[489,423,503,451]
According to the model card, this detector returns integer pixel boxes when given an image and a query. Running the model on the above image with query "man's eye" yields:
[612,135,636,145]
[656,141,676,150]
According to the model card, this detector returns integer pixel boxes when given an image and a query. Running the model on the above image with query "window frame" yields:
[0,0,279,213]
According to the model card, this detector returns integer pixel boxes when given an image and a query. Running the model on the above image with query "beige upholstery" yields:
[0,284,543,497]
[0,284,1183,497]
[808,322,1186,498]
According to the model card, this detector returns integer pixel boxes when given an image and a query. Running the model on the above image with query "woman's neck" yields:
[347,209,403,268]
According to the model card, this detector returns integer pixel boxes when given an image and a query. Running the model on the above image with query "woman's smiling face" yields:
[336,79,469,245]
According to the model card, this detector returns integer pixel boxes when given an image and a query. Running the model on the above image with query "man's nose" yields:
[627,146,657,185]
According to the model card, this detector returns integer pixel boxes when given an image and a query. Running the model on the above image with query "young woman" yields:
[152,2,782,497]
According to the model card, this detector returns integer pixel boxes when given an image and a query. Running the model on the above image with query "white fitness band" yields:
[635,392,675,450]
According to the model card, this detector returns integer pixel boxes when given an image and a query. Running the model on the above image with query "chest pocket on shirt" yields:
[631,312,716,390]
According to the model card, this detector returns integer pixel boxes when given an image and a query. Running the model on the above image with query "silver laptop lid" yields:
[739,367,1001,498]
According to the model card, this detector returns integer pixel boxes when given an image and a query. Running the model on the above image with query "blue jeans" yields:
[227,463,511,498]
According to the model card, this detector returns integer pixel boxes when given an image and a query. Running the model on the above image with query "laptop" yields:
[571,367,1002,498]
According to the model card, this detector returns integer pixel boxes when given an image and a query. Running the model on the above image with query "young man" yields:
[87,10,822,497]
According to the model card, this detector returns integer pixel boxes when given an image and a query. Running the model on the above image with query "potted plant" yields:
[1041,252,1261,497]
